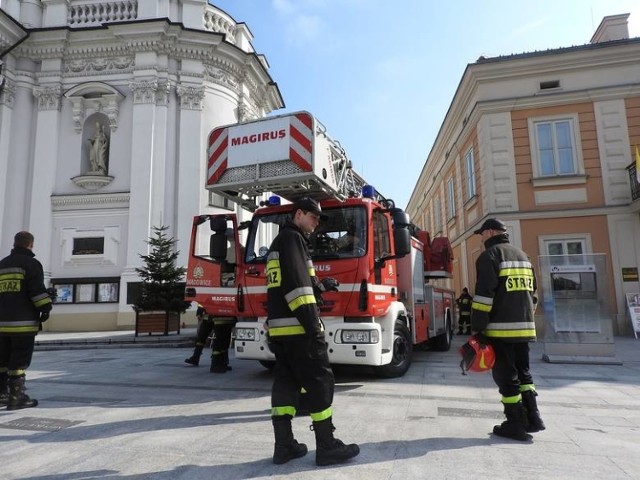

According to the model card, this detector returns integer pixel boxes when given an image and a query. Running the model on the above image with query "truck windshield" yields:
[246,206,367,263]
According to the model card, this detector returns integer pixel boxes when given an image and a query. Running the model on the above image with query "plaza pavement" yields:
[0,329,639,479]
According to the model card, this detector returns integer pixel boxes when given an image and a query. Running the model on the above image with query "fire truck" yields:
[185,111,455,377]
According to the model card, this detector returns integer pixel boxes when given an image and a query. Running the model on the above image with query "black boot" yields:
[521,390,546,432]
[185,345,203,366]
[312,417,359,466]
[0,372,8,407]
[6,376,38,411]
[210,352,227,373]
[272,415,308,464]
[493,401,532,441]
[222,350,232,371]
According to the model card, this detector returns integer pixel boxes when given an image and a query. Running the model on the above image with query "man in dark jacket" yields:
[0,231,53,410]
[471,219,545,441]
[456,287,473,335]
[266,197,359,466]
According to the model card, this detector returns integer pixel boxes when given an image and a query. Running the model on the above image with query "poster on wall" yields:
[626,293,640,339]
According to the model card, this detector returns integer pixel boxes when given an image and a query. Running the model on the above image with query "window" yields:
[73,237,104,255]
[543,238,587,266]
[465,148,476,199]
[534,119,577,177]
[209,192,233,210]
[51,278,120,304]
[447,177,456,219]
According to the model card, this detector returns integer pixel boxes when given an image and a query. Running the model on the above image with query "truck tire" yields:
[376,321,413,378]
[431,312,453,351]
[259,360,275,371]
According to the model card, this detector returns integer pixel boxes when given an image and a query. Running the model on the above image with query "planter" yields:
[135,310,181,337]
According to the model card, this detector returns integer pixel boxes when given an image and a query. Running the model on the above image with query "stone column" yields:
[28,83,62,280]
[0,79,16,251]
[175,83,205,267]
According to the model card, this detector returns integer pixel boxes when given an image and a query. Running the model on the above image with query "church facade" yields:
[0,1,283,330]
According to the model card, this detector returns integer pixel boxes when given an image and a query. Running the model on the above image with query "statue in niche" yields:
[87,122,108,175]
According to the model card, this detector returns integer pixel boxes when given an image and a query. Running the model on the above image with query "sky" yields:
[211,0,640,209]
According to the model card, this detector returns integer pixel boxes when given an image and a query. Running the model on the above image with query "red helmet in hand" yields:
[459,334,495,374]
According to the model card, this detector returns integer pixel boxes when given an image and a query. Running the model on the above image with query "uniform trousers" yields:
[0,334,36,372]
[269,335,334,415]
[488,339,533,398]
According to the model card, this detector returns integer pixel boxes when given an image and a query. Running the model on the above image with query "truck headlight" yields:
[340,329,379,344]
[235,327,257,341]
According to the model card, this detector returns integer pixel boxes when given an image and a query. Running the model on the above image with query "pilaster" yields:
[29,83,62,279]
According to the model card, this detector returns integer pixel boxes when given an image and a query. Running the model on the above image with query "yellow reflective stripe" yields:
[499,268,533,276]
[268,325,306,336]
[484,329,536,338]
[288,294,316,311]
[33,297,52,308]
[0,325,39,333]
[308,267,315,276]
[519,384,536,393]
[8,369,26,377]
[472,302,492,312]
[310,406,333,422]
[501,394,522,404]
[272,406,297,417]
[0,272,24,280]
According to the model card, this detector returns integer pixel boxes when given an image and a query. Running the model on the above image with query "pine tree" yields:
[134,225,191,313]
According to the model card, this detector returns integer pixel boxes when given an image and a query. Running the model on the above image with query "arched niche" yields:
[64,82,124,133]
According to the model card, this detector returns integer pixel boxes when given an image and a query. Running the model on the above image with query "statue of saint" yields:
[88,122,108,175]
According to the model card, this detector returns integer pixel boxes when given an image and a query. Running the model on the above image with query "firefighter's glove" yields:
[46,287,58,300]
[39,312,50,323]
[319,277,340,292]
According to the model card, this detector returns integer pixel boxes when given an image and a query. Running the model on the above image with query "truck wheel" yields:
[431,313,453,351]
[377,321,413,378]
[259,360,275,371]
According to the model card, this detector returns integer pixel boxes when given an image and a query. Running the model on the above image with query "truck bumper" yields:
[233,320,385,366]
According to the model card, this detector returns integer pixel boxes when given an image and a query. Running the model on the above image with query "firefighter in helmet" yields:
[456,287,473,335]
[471,218,545,441]
[266,197,359,466]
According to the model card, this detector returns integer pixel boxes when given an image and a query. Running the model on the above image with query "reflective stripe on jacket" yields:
[0,247,52,335]
[266,220,323,339]
[471,234,537,342]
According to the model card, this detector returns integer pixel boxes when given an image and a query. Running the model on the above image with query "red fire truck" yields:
[185,111,455,377]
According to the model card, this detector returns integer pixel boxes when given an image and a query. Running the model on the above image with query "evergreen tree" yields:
[134,225,191,313]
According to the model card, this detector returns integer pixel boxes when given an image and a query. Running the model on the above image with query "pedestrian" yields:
[0,231,53,410]
[185,304,235,373]
[470,219,545,441]
[455,287,473,335]
[266,197,359,466]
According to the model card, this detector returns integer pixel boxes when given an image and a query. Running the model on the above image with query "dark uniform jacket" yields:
[471,234,536,342]
[456,293,472,316]
[0,247,53,335]
[266,220,324,340]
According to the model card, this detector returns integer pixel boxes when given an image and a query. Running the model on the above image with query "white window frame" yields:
[464,148,476,199]
[538,234,591,266]
[446,177,456,220]
[528,114,585,186]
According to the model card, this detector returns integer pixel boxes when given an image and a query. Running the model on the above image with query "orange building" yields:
[406,14,640,335]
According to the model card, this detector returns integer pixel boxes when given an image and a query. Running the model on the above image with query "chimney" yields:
[590,13,630,43]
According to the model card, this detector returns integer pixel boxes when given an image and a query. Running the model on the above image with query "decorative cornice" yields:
[51,192,130,211]
[64,56,134,76]
[204,65,239,92]
[33,85,63,111]
[129,80,157,104]
[176,85,204,111]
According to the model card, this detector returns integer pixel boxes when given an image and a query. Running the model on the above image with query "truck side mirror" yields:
[210,233,227,261]
[393,227,411,257]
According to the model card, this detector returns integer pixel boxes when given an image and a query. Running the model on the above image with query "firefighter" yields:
[184,304,213,367]
[471,219,545,441]
[266,197,359,466]
[0,231,53,410]
[456,287,473,335]
[185,305,235,373]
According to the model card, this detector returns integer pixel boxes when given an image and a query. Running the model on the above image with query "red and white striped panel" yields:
[289,112,313,171]
[207,126,228,187]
